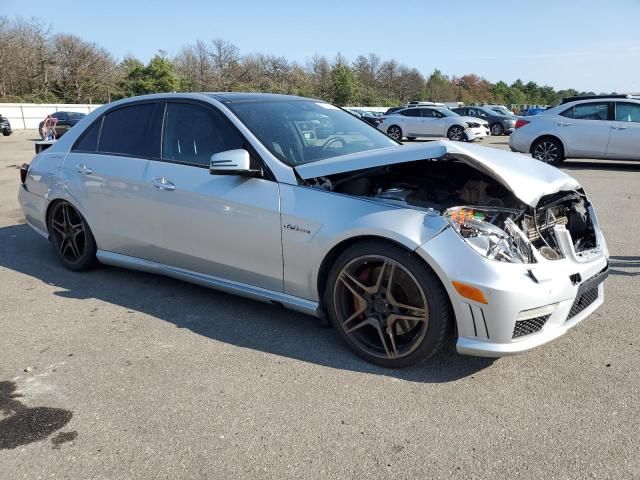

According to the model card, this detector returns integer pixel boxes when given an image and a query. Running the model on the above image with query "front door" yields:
[145,101,283,292]
[607,102,640,160]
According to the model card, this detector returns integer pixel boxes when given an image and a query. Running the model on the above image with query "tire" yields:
[2,131,10,136]
[48,201,98,271]
[406,137,417,141]
[531,137,564,165]
[324,240,452,368]
[386,125,403,141]
[490,123,504,136]
[447,125,466,142]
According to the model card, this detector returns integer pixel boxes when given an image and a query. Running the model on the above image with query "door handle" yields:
[557,122,573,127]
[76,164,92,175]
[611,125,627,130]
[152,177,176,191]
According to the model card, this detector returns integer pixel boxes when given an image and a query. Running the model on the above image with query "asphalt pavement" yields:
[1,131,638,479]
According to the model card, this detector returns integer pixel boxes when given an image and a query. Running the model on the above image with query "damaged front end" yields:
[299,143,604,265]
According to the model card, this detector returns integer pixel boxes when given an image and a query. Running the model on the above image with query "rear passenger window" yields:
[73,118,101,152]
[569,103,609,121]
[98,103,162,157]
[162,102,244,166]
[560,107,574,118]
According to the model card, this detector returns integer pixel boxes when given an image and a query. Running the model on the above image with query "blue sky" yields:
[4,0,640,92]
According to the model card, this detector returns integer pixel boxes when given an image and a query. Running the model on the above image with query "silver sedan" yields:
[18,93,609,368]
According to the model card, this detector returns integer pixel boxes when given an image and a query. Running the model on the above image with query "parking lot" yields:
[1,130,639,479]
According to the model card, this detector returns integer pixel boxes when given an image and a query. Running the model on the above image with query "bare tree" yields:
[51,33,116,103]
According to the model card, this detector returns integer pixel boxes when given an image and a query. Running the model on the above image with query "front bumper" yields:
[416,226,608,357]
[465,126,489,141]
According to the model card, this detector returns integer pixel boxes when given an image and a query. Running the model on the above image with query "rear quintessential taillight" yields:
[20,163,29,184]
[515,119,530,129]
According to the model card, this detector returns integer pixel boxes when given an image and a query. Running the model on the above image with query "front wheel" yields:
[325,241,452,368]
[2,131,10,137]
[490,123,504,136]
[386,125,403,141]
[48,201,98,271]
[531,137,564,165]
[447,125,466,142]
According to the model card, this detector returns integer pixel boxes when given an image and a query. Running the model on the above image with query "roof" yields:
[205,92,321,104]
[560,94,640,104]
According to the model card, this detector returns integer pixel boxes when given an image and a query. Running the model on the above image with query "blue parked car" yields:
[521,107,546,116]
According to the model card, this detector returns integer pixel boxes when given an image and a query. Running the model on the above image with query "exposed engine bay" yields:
[304,158,598,263]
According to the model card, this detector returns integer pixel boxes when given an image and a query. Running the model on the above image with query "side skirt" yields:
[96,250,321,317]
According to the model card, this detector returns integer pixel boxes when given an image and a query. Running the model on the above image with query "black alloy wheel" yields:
[48,201,97,271]
[326,241,451,368]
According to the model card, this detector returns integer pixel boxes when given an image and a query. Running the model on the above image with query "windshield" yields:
[228,100,398,166]
[492,107,514,116]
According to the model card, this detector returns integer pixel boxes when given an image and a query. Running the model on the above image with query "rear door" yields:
[607,102,640,159]
[64,102,164,257]
[398,109,421,136]
[556,102,612,157]
[144,100,283,291]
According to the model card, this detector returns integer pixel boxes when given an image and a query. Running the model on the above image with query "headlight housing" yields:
[445,206,533,263]
[465,121,480,128]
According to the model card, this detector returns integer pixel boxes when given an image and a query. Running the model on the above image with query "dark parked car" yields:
[385,106,404,115]
[452,106,516,136]
[349,109,383,127]
[39,111,86,139]
[0,114,12,136]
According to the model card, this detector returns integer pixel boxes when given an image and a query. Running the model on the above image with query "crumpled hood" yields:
[294,140,581,207]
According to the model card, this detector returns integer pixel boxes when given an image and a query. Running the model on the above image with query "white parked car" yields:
[378,107,490,142]
[509,95,640,164]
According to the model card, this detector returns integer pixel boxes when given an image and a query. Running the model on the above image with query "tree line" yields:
[0,17,607,107]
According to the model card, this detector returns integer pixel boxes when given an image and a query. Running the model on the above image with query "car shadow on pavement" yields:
[561,160,640,172]
[608,256,640,277]
[0,223,495,383]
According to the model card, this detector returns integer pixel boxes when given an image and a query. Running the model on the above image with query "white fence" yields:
[0,103,103,130]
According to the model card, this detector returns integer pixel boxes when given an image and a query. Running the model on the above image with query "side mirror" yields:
[209,149,260,177]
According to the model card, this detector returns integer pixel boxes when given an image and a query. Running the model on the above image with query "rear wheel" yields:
[531,137,564,165]
[490,123,504,136]
[325,241,451,368]
[386,125,403,141]
[48,201,97,271]
[406,136,417,141]
[447,125,466,142]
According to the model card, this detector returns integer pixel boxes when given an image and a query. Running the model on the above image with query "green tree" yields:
[331,63,358,106]
[120,53,177,97]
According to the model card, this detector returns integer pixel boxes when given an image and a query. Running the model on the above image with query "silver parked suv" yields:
[510,94,640,164]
